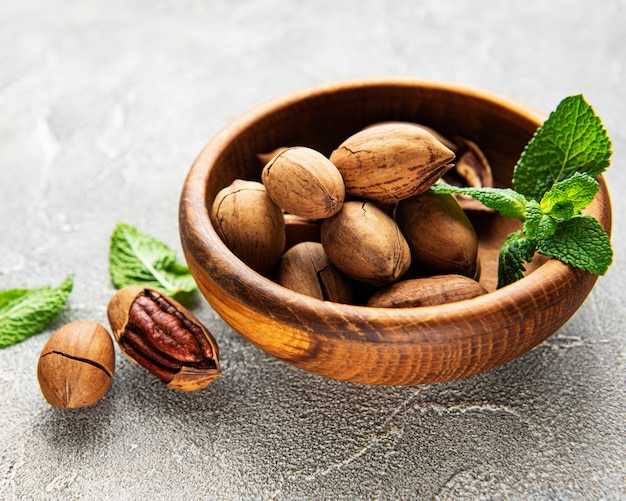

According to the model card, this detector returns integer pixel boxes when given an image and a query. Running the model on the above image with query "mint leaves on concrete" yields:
[109,223,196,299]
[0,276,73,348]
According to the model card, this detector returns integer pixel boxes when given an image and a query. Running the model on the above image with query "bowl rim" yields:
[180,77,611,331]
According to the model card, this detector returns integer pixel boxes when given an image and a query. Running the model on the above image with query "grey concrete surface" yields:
[1,1,625,499]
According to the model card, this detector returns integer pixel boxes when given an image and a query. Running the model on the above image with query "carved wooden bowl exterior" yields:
[179,79,612,386]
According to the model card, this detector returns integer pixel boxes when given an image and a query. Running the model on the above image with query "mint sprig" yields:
[0,276,73,348]
[432,94,613,288]
[109,223,197,299]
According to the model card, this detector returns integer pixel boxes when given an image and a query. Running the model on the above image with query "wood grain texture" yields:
[179,78,612,386]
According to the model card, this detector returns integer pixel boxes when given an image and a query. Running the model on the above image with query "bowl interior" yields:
[201,80,544,292]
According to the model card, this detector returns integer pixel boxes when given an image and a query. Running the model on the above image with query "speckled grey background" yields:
[1,1,625,500]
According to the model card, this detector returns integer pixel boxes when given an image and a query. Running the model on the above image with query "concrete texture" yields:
[1,0,625,499]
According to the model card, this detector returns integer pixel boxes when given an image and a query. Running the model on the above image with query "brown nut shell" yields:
[257,146,289,166]
[107,285,220,392]
[37,320,115,408]
[276,241,354,303]
[396,191,479,278]
[210,179,285,276]
[442,136,494,212]
[284,213,322,250]
[367,275,488,308]
[329,123,455,203]
[321,201,411,286]
[262,146,345,219]
[364,121,459,153]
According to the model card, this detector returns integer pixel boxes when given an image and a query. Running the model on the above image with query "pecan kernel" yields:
[107,286,220,392]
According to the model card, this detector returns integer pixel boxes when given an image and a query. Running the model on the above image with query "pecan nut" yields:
[107,286,220,391]
[367,275,488,308]
[329,122,455,203]
[37,320,115,408]
[321,201,411,286]
[276,241,354,303]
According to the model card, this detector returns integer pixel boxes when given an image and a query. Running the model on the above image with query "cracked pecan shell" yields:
[107,286,220,392]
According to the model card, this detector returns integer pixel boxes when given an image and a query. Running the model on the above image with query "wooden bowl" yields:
[179,79,612,385]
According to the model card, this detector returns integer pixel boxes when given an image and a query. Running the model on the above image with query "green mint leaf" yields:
[109,223,197,299]
[536,215,612,275]
[497,232,536,289]
[522,200,542,240]
[536,215,558,240]
[0,276,73,349]
[513,94,612,200]
[539,172,599,220]
[523,200,558,241]
[430,184,528,220]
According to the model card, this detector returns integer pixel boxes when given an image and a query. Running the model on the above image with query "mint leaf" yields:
[523,200,559,241]
[0,276,73,349]
[109,223,197,299]
[431,184,528,220]
[513,94,612,200]
[536,215,612,275]
[497,232,536,288]
[540,172,599,220]
[537,216,557,240]
[522,200,542,240]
